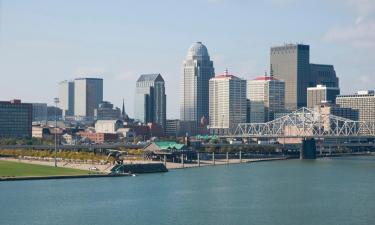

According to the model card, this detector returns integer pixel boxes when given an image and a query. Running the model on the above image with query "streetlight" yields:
[54,97,60,167]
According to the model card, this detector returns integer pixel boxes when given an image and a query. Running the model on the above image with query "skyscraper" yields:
[270,44,310,110]
[247,75,285,122]
[307,85,340,108]
[74,78,103,120]
[134,74,166,130]
[209,71,247,135]
[180,42,215,123]
[58,80,74,118]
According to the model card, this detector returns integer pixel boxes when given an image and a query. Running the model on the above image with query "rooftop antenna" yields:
[225,68,229,75]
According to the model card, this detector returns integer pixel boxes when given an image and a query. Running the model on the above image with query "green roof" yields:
[154,141,185,150]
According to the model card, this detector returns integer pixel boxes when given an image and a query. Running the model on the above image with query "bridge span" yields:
[220,107,375,159]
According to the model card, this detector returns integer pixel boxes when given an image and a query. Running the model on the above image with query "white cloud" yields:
[323,0,375,48]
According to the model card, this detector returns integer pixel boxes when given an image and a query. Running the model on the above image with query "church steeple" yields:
[121,98,126,120]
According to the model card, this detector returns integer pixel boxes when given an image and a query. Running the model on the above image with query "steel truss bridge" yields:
[232,107,375,138]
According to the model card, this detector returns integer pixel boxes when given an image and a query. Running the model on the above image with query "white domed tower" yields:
[180,42,215,124]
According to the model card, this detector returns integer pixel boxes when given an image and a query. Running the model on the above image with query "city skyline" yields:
[0,0,374,119]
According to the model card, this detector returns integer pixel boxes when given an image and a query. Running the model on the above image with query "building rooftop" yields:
[307,85,340,90]
[212,69,240,80]
[154,141,185,150]
[74,77,103,81]
[186,42,209,58]
[253,76,280,81]
[137,74,164,82]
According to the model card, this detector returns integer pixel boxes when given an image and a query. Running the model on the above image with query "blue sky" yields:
[0,0,374,118]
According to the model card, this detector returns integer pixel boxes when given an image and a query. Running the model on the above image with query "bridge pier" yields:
[300,138,317,159]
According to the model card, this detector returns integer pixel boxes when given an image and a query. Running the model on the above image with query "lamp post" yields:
[54,97,60,167]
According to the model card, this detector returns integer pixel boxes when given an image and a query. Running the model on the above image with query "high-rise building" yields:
[134,74,166,130]
[307,85,340,109]
[94,101,121,120]
[180,42,215,124]
[309,64,339,88]
[209,71,247,135]
[270,44,310,110]
[58,80,75,118]
[247,76,285,122]
[270,44,340,110]
[336,90,375,121]
[0,99,32,138]
[32,103,48,123]
[74,78,103,120]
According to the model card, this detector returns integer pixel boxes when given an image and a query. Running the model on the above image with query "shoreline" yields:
[166,157,291,170]
[0,173,131,182]
[2,154,371,181]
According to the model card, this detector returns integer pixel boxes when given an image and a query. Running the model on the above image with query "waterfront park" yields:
[0,160,89,177]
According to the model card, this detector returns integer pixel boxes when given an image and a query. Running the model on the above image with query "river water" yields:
[1,157,375,225]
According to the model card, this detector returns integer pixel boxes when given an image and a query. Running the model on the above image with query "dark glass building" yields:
[134,74,166,130]
[0,99,32,138]
[309,64,339,88]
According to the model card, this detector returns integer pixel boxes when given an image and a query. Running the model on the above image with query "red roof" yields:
[214,74,238,79]
[254,76,279,81]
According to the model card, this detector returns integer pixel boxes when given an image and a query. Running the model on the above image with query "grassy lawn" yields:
[0,160,90,177]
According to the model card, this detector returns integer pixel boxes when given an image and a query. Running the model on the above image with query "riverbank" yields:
[0,173,131,182]
[0,156,289,182]
[164,157,290,170]
[0,155,290,173]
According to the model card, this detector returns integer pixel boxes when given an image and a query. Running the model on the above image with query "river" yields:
[1,156,375,225]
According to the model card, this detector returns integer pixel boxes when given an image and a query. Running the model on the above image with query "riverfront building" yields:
[0,99,32,138]
[209,71,247,135]
[336,91,375,121]
[307,85,340,109]
[247,75,285,122]
[74,78,103,120]
[180,42,215,124]
[134,74,166,130]
[58,80,75,118]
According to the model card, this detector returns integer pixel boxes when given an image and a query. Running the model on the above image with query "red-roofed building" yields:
[209,70,247,135]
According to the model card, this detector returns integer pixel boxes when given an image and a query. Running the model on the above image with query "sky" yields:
[0,0,374,119]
